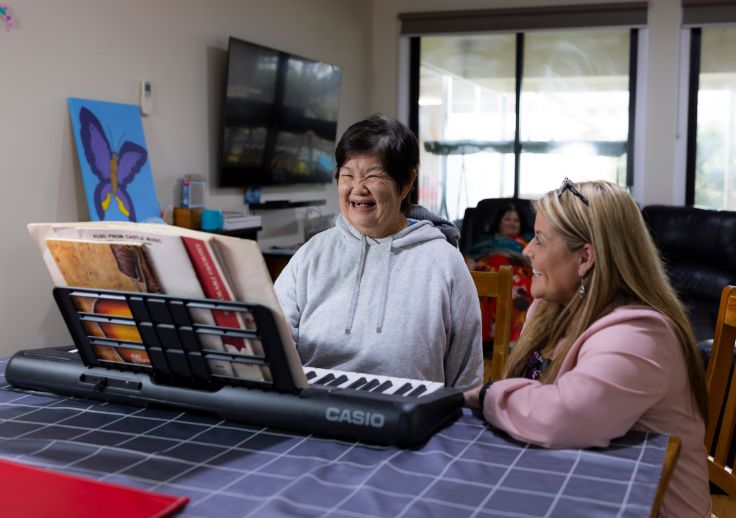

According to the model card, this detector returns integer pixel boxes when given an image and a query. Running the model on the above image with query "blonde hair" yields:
[506,180,707,419]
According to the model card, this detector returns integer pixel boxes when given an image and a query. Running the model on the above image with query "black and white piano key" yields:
[303,366,444,397]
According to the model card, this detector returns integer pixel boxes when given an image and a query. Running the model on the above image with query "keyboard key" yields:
[305,371,317,380]
[327,375,349,387]
[407,385,427,397]
[373,380,393,393]
[359,379,380,391]
[393,382,413,396]
[346,377,367,390]
[314,373,335,385]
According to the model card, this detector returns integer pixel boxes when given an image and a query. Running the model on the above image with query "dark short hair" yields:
[491,203,531,236]
[334,114,418,214]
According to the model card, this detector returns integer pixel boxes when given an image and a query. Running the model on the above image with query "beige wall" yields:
[0,0,371,356]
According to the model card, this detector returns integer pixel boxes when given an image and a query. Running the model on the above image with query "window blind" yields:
[399,3,648,35]
[682,0,736,25]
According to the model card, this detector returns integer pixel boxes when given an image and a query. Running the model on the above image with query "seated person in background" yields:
[465,204,534,345]
[274,114,482,390]
[464,179,710,518]
[465,203,532,266]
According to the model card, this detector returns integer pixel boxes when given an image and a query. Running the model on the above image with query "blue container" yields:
[200,209,224,232]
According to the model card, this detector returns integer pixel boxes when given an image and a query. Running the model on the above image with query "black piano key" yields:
[327,374,349,387]
[346,377,367,389]
[314,373,336,385]
[407,384,427,397]
[359,379,380,391]
[305,371,317,380]
[393,382,413,396]
[372,380,393,393]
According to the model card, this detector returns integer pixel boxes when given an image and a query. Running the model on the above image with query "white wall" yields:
[370,0,687,206]
[0,0,371,356]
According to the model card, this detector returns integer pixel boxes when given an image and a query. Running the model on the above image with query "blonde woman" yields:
[464,179,710,518]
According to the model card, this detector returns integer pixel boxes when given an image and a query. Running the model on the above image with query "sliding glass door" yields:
[414,28,636,221]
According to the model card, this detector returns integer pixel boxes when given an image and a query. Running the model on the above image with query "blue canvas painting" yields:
[68,98,161,222]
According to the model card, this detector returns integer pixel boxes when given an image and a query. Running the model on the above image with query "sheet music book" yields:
[27,221,307,389]
[0,458,188,518]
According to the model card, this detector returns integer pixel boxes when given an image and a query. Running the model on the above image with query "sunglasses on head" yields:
[557,177,589,206]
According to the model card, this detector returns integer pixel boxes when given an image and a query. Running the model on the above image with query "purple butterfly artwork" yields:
[79,107,148,222]
[0,4,14,30]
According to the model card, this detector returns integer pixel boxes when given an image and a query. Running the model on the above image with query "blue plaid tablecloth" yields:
[0,358,666,517]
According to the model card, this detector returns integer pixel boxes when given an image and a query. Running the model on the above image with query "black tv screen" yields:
[219,37,342,188]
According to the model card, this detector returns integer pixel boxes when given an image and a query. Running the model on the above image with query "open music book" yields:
[27,221,307,389]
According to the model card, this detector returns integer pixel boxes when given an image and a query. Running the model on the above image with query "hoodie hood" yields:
[335,212,449,249]
[407,204,460,248]
[335,214,447,335]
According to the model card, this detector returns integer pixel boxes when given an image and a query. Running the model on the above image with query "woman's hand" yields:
[463,385,482,409]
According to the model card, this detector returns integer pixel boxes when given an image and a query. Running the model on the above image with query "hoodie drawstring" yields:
[344,234,368,335]
[374,240,392,333]
[344,235,393,334]
[339,215,443,335]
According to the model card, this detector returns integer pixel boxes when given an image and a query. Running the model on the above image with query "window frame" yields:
[685,27,702,207]
[406,27,641,205]
[682,19,736,209]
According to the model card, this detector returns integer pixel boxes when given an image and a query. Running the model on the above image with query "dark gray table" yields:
[0,358,666,517]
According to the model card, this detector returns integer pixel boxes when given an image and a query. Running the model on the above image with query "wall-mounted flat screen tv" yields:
[219,37,342,188]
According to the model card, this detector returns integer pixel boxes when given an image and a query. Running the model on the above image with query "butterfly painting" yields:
[68,99,161,222]
[79,107,147,221]
[0,4,13,29]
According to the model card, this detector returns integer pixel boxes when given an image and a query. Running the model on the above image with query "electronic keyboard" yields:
[6,347,463,447]
[5,287,464,447]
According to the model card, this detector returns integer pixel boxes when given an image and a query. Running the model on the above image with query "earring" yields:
[579,278,586,299]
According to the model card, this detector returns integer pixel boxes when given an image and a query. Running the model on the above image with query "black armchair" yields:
[642,205,736,344]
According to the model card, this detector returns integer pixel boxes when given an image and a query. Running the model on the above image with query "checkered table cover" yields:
[0,358,666,517]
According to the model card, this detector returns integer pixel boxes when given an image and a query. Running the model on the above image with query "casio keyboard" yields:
[6,288,464,447]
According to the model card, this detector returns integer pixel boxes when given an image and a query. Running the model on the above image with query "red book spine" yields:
[181,236,246,350]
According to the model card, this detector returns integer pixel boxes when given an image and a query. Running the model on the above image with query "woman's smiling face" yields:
[337,155,411,238]
[499,210,521,237]
[523,212,585,304]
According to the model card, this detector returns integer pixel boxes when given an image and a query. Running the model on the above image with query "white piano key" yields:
[303,366,444,396]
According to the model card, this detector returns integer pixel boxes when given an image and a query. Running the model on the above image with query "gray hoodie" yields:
[274,214,482,390]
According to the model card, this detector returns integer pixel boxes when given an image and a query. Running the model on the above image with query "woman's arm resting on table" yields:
[482,315,675,448]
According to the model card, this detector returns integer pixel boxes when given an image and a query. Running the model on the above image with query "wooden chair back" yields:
[649,436,681,518]
[704,285,736,497]
[470,267,513,383]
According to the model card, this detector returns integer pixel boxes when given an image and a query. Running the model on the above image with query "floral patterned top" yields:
[521,350,550,380]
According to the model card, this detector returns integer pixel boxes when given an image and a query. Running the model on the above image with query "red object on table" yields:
[0,458,189,518]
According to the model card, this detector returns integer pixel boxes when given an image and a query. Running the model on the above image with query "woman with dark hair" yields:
[490,202,532,240]
[466,203,533,264]
[274,114,482,390]
[465,179,710,517]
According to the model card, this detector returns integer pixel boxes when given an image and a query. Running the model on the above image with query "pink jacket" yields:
[484,301,711,518]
